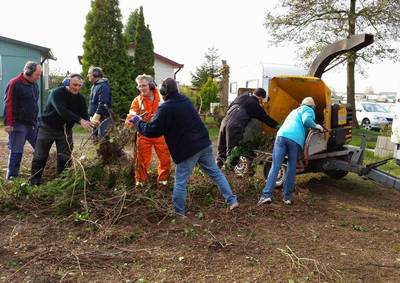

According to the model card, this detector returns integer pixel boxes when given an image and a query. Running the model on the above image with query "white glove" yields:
[315,124,324,132]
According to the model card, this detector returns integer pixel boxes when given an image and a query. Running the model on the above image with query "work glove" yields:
[129,115,141,125]
[315,124,324,132]
[90,113,101,123]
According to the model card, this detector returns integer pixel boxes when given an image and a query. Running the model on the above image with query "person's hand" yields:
[129,115,141,125]
[4,125,13,134]
[80,119,95,131]
[315,124,324,132]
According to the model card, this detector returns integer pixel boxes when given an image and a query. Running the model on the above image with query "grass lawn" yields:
[349,127,381,149]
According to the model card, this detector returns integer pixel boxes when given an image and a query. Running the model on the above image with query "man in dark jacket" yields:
[30,74,95,185]
[3,61,42,180]
[216,88,278,168]
[87,66,112,137]
[130,78,238,216]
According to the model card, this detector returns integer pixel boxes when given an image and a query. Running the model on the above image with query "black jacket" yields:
[225,94,278,130]
[3,73,39,127]
[135,90,211,164]
[40,86,89,130]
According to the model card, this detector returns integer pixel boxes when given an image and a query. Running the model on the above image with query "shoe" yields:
[229,202,239,211]
[157,182,167,190]
[283,199,292,205]
[257,197,272,206]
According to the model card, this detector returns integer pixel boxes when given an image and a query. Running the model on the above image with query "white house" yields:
[128,43,183,85]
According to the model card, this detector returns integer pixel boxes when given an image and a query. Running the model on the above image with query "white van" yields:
[228,63,307,104]
[356,102,393,130]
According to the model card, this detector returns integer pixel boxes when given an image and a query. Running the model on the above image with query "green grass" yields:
[72,126,87,133]
[0,120,3,126]
[349,127,380,149]
[363,150,400,177]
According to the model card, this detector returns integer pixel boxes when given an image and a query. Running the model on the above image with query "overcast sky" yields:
[1,0,399,94]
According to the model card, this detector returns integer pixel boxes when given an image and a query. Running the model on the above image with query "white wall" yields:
[154,59,176,85]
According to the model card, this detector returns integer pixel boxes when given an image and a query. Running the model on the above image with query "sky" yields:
[1,0,399,94]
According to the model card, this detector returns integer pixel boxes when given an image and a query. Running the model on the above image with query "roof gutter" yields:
[174,65,184,80]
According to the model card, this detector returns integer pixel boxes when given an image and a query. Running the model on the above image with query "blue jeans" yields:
[7,122,38,179]
[261,136,301,201]
[174,144,237,215]
[93,117,111,137]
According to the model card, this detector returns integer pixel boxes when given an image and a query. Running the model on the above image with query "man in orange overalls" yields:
[125,74,171,189]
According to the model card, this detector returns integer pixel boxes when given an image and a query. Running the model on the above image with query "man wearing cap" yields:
[258,97,323,206]
[30,74,95,185]
[129,78,238,216]
[216,88,278,168]
[3,61,42,180]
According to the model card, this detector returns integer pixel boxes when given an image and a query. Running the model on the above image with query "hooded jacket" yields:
[135,90,211,164]
[88,78,112,117]
[3,73,39,127]
[225,94,278,130]
[277,105,316,149]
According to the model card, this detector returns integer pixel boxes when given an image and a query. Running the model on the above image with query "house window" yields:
[230,82,237,94]
[246,79,258,88]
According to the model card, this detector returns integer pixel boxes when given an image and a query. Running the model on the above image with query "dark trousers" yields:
[30,121,73,185]
[216,118,243,165]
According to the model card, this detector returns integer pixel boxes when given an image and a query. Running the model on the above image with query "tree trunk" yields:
[347,52,358,127]
[347,0,358,127]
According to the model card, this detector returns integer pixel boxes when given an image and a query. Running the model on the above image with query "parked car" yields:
[356,102,393,130]
[379,103,397,115]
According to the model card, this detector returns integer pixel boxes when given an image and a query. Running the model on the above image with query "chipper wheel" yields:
[263,161,286,187]
[323,153,352,179]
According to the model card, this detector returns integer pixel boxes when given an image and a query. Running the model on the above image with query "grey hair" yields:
[135,74,154,85]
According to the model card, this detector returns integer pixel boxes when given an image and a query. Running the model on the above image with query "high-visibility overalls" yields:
[125,89,171,187]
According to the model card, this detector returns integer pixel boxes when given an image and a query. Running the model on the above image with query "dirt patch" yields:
[1,128,400,282]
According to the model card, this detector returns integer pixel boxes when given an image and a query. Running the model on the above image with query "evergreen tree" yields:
[82,0,135,116]
[133,6,155,78]
[124,8,139,43]
[191,47,221,89]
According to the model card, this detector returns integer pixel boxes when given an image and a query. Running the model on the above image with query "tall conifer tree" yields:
[82,0,135,115]
[124,9,139,43]
[133,6,155,78]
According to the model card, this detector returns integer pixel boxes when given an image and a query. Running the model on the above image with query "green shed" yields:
[0,35,56,119]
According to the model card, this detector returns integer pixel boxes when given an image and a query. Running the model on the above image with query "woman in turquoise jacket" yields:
[258,97,324,205]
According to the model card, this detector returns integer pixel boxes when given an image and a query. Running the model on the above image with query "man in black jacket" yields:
[30,74,95,185]
[130,78,238,216]
[216,88,278,168]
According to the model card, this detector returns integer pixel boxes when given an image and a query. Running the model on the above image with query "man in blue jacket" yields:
[87,66,112,137]
[3,61,42,180]
[130,78,238,216]
[258,97,324,206]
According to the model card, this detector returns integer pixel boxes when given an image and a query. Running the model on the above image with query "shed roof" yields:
[0,35,57,61]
